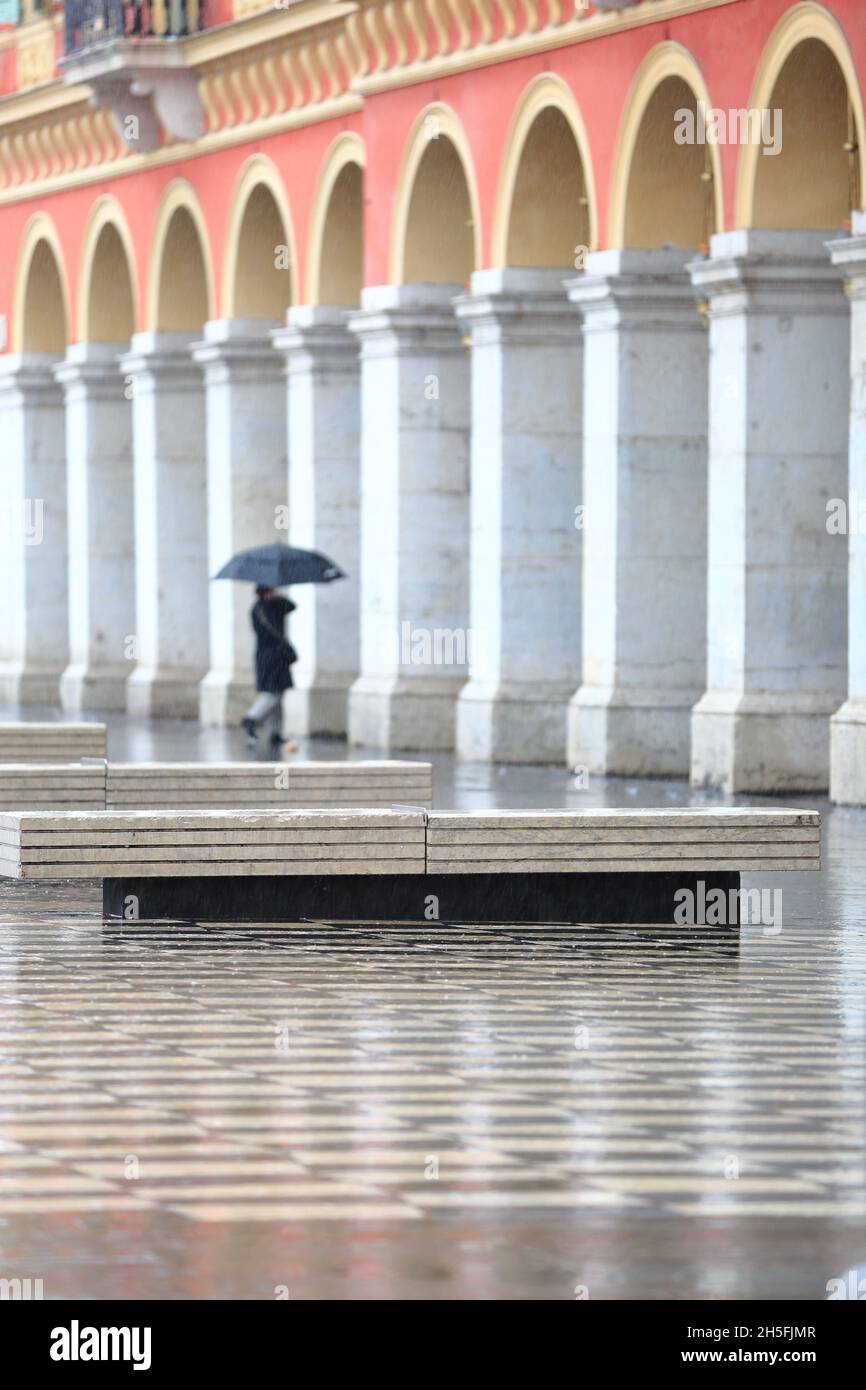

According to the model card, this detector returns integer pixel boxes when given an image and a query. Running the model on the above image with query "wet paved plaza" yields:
[0,710,865,1299]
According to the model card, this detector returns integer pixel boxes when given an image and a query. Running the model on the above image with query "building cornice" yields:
[0,0,741,204]
[351,0,740,97]
[187,0,357,65]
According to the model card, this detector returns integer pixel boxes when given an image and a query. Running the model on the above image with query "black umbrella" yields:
[213,544,345,588]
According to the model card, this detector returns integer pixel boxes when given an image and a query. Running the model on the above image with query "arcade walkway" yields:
[0,711,864,1299]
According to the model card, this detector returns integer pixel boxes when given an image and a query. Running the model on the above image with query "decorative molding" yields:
[60,40,207,151]
[0,5,360,196]
[187,1,357,65]
[0,0,739,201]
[0,97,127,195]
[0,92,360,204]
[349,0,739,95]
[196,16,358,140]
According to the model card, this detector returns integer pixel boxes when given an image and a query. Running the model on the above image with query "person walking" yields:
[241,585,299,752]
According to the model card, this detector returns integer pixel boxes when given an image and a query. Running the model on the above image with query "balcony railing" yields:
[64,0,203,57]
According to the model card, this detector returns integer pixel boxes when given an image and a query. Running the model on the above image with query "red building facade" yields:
[2,1,866,800]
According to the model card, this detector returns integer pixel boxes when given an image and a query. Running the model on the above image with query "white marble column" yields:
[454,269,581,763]
[689,230,849,792]
[347,284,470,752]
[54,343,135,711]
[192,320,287,726]
[120,332,209,719]
[273,307,360,737]
[566,249,709,777]
[0,355,67,705]
[829,216,866,804]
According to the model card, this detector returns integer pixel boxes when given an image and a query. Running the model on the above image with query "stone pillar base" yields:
[456,680,571,764]
[198,672,256,728]
[0,662,65,707]
[830,699,866,804]
[568,686,698,777]
[127,667,207,720]
[349,675,463,752]
[283,672,355,738]
[60,664,131,713]
[691,691,834,793]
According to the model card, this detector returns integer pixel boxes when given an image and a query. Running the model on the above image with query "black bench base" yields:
[102,871,742,926]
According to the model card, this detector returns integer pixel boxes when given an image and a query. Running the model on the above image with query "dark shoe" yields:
[269,733,299,753]
[241,717,257,747]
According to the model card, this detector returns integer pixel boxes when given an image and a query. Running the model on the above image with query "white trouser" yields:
[246,691,282,740]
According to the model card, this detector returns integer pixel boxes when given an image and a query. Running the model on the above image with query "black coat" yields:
[252,596,297,694]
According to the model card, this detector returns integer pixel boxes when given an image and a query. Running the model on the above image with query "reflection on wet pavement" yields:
[0,727,864,1298]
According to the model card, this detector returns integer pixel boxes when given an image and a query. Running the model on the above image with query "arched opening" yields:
[402,135,475,284]
[4,227,69,706]
[21,239,67,353]
[506,107,590,266]
[85,223,136,343]
[154,206,210,332]
[624,76,715,249]
[752,39,859,230]
[318,162,363,306]
[232,183,293,319]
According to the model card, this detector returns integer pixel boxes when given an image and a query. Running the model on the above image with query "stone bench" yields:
[0,806,819,925]
[105,760,433,810]
[0,760,433,813]
[426,809,819,873]
[0,722,107,764]
[0,763,107,812]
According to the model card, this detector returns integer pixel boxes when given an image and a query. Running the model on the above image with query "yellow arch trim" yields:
[221,154,296,317]
[491,73,599,267]
[607,41,724,250]
[77,195,139,344]
[389,103,482,285]
[12,211,70,353]
[306,131,366,306]
[146,179,216,331]
[735,1,866,228]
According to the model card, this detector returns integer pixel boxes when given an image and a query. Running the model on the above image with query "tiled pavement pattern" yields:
[0,710,864,1298]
